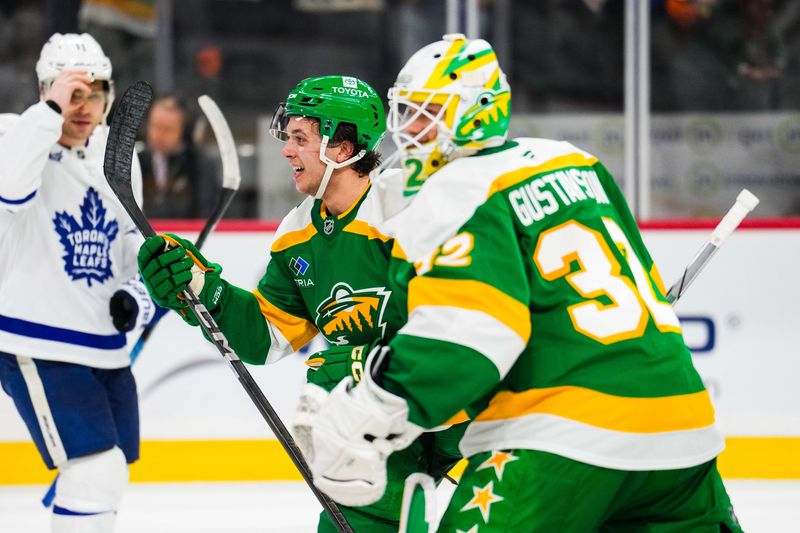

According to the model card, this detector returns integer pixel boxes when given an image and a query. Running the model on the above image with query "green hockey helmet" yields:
[270,75,386,151]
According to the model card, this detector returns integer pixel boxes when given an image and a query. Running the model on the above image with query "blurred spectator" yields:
[653,0,800,111]
[510,0,624,112]
[138,94,218,218]
[0,2,43,113]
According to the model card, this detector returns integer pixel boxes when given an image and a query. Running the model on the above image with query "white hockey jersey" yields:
[0,101,144,369]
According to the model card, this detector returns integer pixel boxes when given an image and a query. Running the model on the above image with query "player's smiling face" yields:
[280,116,330,196]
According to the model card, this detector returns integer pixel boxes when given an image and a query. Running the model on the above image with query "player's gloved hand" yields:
[305,344,368,392]
[137,233,225,325]
[109,278,156,332]
[294,343,422,507]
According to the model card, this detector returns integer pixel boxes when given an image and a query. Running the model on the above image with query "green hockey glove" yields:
[137,233,225,325]
[305,344,369,392]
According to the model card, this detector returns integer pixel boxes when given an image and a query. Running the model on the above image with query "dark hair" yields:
[151,93,195,145]
[307,117,381,176]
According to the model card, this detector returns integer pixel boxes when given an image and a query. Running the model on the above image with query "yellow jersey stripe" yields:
[487,153,599,197]
[271,223,317,252]
[252,290,318,351]
[391,241,408,260]
[320,181,371,220]
[474,386,716,433]
[649,264,668,296]
[443,409,471,426]
[408,277,531,342]
[344,220,391,242]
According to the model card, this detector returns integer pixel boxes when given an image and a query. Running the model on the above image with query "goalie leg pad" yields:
[51,446,128,532]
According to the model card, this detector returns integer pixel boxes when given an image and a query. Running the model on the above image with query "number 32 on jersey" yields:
[534,218,681,345]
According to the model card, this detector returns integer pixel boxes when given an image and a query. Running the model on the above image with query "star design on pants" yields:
[460,480,504,523]
[456,526,480,533]
[476,450,519,481]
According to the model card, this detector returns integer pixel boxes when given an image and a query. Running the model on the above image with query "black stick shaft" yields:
[179,289,353,532]
[104,82,351,532]
[196,187,236,249]
[130,187,237,361]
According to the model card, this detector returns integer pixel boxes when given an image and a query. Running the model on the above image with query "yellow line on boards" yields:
[1,437,799,485]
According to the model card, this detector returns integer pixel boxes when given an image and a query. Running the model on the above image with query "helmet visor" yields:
[268,102,290,142]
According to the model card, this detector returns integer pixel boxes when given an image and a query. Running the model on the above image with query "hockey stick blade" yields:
[198,95,241,191]
[104,81,155,237]
[667,189,759,303]
[195,95,241,248]
[132,96,241,359]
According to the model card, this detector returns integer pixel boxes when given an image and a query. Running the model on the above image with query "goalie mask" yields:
[36,33,115,117]
[269,75,386,199]
[384,33,511,196]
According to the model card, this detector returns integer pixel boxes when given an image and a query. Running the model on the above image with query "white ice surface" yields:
[0,480,797,532]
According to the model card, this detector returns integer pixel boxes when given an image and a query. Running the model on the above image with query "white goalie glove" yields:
[293,344,423,507]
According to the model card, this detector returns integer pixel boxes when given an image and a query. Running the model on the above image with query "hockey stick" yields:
[130,95,242,362]
[666,189,759,303]
[104,81,353,533]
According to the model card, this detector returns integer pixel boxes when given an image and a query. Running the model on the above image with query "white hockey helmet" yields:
[384,33,511,195]
[36,33,115,115]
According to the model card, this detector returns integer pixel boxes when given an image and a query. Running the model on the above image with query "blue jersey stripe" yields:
[0,189,37,205]
[53,505,104,516]
[0,314,126,350]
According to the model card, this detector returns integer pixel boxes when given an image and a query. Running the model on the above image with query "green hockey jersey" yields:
[214,184,398,364]
[380,138,724,471]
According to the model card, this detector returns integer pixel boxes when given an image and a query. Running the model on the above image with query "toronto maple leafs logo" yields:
[53,187,118,287]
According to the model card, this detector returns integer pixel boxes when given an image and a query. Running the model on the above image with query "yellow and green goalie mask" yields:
[384,33,511,196]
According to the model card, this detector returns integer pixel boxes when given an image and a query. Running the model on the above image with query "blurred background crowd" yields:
[1,0,798,219]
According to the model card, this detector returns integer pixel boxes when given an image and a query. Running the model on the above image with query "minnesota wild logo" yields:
[455,90,511,146]
[315,282,391,345]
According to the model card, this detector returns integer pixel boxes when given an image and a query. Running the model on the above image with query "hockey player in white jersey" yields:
[0,33,153,533]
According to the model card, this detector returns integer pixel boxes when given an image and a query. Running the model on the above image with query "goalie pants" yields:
[438,449,744,533]
[0,352,139,469]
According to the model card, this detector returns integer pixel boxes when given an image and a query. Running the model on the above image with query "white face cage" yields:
[386,87,457,158]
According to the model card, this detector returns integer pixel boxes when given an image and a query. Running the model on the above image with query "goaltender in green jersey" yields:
[136,76,463,532]
[297,36,744,532]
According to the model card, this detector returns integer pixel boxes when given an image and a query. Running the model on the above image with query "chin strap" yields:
[315,134,367,199]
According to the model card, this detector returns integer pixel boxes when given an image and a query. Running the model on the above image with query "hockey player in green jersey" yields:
[296,35,744,532]
[135,75,463,532]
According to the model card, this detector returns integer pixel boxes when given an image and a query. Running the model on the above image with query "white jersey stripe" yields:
[460,413,725,471]
[399,305,524,378]
[16,355,67,466]
[264,320,297,365]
